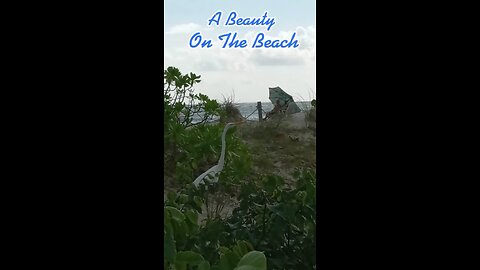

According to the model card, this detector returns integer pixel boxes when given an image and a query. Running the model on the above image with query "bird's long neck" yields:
[218,124,230,166]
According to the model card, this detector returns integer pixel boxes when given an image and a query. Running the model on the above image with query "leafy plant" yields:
[165,169,315,269]
[224,169,316,270]
[164,193,267,270]
[170,123,251,187]
[164,67,245,185]
[164,66,222,128]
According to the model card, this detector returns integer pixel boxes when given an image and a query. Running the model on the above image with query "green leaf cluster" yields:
[164,67,249,185]
[164,196,267,270]
[164,169,316,270]
[225,169,316,269]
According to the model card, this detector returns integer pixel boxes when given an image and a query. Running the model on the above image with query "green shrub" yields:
[225,169,316,269]
[164,67,250,186]
[164,193,267,270]
[165,169,316,270]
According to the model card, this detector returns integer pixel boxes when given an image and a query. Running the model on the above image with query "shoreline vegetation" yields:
[164,66,316,270]
[186,101,314,126]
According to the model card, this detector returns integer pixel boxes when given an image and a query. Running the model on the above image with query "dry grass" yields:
[236,120,316,185]
[220,92,245,123]
[164,114,316,199]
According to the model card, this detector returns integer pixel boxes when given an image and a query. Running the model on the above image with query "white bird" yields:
[193,121,244,188]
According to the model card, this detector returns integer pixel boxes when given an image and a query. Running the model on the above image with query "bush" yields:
[165,169,316,270]
[164,200,267,270]
[174,123,251,187]
[225,169,316,269]
[165,67,245,185]
[164,66,222,128]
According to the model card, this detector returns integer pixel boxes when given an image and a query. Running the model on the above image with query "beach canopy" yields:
[268,87,301,114]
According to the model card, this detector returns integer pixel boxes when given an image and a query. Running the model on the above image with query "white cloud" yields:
[166,26,315,72]
[164,25,316,102]
[250,49,305,66]
[295,26,316,52]
[246,27,315,66]
[165,23,202,34]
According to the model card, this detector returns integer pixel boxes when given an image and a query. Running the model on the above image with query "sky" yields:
[164,0,316,103]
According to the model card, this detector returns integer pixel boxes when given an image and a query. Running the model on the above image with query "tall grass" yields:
[220,91,245,123]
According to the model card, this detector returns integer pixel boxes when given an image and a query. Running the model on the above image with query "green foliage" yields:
[225,169,316,270]
[164,196,267,270]
[164,66,316,269]
[234,251,267,270]
[164,66,222,128]
[171,123,251,186]
[164,66,220,169]
[164,169,316,270]
[164,67,248,185]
